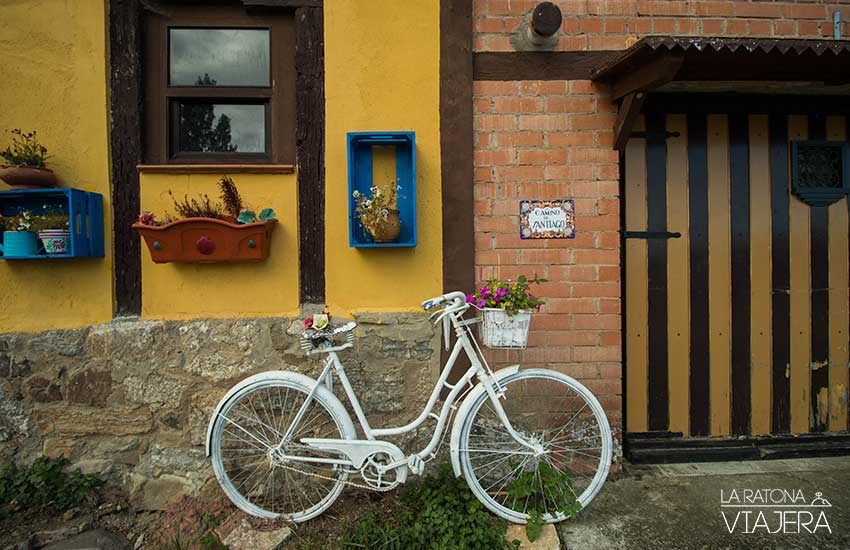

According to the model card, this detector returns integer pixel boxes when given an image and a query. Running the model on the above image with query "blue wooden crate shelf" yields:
[0,188,104,260]
[347,131,417,247]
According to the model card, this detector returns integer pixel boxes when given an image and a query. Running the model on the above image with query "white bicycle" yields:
[205,291,612,524]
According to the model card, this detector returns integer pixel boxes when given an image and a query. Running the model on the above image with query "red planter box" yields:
[133,218,277,263]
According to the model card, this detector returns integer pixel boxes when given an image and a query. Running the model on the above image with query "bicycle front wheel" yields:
[210,377,353,522]
[458,368,612,524]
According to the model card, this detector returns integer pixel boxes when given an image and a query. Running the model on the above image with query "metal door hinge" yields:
[622,230,681,239]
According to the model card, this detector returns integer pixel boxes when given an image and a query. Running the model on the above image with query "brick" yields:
[518,149,568,165]
[652,17,676,33]
[630,17,653,33]
[604,17,628,33]
[519,81,541,95]
[545,164,595,181]
[588,35,632,50]
[473,81,517,96]
[545,96,596,113]
[597,164,620,180]
[638,0,687,16]
[784,4,827,20]
[493,97,544,113]
[520,249,571,264]
[677,18,700,35]
[573,345,621,362]
[495,132,544,147]
[475,18,505,33]
[598,198,619,215]
[571,281,621,298]
[493,232,545,248]
[546,331,600,346]
[690,1,734,17]
[600,331,621,346]
[491,199,523,216]
[475,114,517,131]
[701,19,725,35]
[539,81,569,94]
[476,249,520,265]
[475,215,517,233]
[494,165,545,182]
[578,214,620,231]
[547,131,597,147]
[475,232,493,251]
[572,314,620,330]
[580,17,604,34]
[485,35,512,51]
[570,81,597,94]
[570,113,617,131]
[474,98,492,113]
[473,200,492,216]
[748,19,773,35]
[518,114,570,131]
[474,149,515,166]
[726,19,747,34]
[562,18,581,34]
[598,266,620,281]
[570,148,619,164]
[546,298,598,314]
[537,281,573,297]
[600,297,622,313]
[574,248,619,265]
[734,2,783,19]
[549,265,597,281]
[774,20,796,36]
[597,231,621,249]
[587,0,637,16]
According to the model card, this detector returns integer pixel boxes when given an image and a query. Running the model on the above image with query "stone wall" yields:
[0,313,440,510]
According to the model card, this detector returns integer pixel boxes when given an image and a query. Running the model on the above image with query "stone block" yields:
[66,368,112,407]
[35,405,153,436]
[139,474,195,510]
[25,376,63,402]
[506,524,560,550]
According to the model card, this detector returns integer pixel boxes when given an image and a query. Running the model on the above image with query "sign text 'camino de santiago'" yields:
[519,199,575,240]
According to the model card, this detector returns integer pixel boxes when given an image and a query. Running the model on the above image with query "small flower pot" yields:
[133,217,277,263]
[0,166,58,188]
[0,230,40,257]
[369,209,401,243]
[38,230,71,254]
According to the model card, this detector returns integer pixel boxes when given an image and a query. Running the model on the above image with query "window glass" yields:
[169,28,270,86]
[176,102,266,154]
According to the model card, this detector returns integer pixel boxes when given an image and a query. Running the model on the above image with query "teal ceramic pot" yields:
[0,231,39,256]
[38,230,71,254]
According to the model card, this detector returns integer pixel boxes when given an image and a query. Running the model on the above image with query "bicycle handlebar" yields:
[421,291,467,311]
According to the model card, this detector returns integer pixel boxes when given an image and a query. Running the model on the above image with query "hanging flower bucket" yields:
[480,308,533,349]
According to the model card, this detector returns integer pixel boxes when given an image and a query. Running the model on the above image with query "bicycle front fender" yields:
[204,370,356,457]
[449,365,520,477]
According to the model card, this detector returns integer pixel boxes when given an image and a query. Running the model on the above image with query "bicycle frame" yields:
[276,304,541,469]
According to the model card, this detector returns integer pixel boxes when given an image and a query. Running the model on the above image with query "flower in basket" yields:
[352,181,402,243]
[467,275,546,315]
[138,212,156,226]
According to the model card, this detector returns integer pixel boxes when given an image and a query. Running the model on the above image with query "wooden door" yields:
[624,101,849,438]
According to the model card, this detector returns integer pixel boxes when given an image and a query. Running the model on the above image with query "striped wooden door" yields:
[625,104,849,438]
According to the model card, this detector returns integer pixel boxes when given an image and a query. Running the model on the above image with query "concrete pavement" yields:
[559,456,850,549]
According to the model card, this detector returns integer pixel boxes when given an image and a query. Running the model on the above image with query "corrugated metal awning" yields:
[593,36,850,99]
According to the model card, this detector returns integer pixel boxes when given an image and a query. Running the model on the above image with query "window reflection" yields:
[169,29,270,86]
[177,103,266,154]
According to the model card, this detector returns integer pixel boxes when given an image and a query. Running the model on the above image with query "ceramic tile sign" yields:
[519,199,575,239]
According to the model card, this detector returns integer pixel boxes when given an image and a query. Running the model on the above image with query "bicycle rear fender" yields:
[449,365,520,477]
[205,370,356,456]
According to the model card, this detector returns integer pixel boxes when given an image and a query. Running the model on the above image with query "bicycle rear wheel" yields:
[209,376,354,521]
[457,368,612,524]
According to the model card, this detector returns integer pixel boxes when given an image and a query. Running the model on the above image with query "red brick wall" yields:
[471,1,848,444]
[475,0,850,51]
[473,79,623,433]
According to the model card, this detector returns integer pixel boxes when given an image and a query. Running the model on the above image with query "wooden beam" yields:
[109,0,144,316]
[474,51,621,81]
[295,6,325,304]
[610,51,684,100]
[614,92,646,150]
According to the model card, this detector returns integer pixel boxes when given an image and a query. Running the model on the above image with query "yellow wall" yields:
[324,1,443,315]
[0,0,113,332]
[140,173,300,319]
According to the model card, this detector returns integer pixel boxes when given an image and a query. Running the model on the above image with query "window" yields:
[144,7,295,164]
[791,140,850,207]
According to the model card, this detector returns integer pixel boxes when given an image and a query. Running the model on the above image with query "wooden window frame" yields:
[144,5,295,165]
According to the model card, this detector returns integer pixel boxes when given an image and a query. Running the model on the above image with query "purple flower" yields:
[476,299,487,308]
[495,286,508,298]
[480,286,491,298]
[536,303,542,312]
[466,294,475,304]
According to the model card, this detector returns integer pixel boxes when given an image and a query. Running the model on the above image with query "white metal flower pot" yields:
[480,308,532,349]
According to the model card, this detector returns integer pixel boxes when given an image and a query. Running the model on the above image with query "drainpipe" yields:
[835,11,843,40]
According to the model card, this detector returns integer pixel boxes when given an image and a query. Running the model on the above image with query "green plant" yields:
[506,462,581,542]
[139,177,275,225]
[2,209,35,232]
[168,191,227,220]
[0,456,103,518]
[339,464,519,550]
[1,129,50,168]
[236,207,275,224]
[468,274,547,315]
[352,181,400,237]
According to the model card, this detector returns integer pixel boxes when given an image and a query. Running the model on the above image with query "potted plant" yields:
[0,209,40,256]
[352,181,402,243]
[30,208,71,255]
[133,176,278,263]
[0,130,57,188]
[467,275,546,349]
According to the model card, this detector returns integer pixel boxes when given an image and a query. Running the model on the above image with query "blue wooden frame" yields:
[0,188,105,260]
[347,131,417,247]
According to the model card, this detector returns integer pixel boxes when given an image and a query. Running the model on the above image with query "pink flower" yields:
[303,317,314,329]
[466,294,475,304]
[480,286,491,298]
[495,286,508,298]
[476,299,487,308]
[138,212,156,225]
